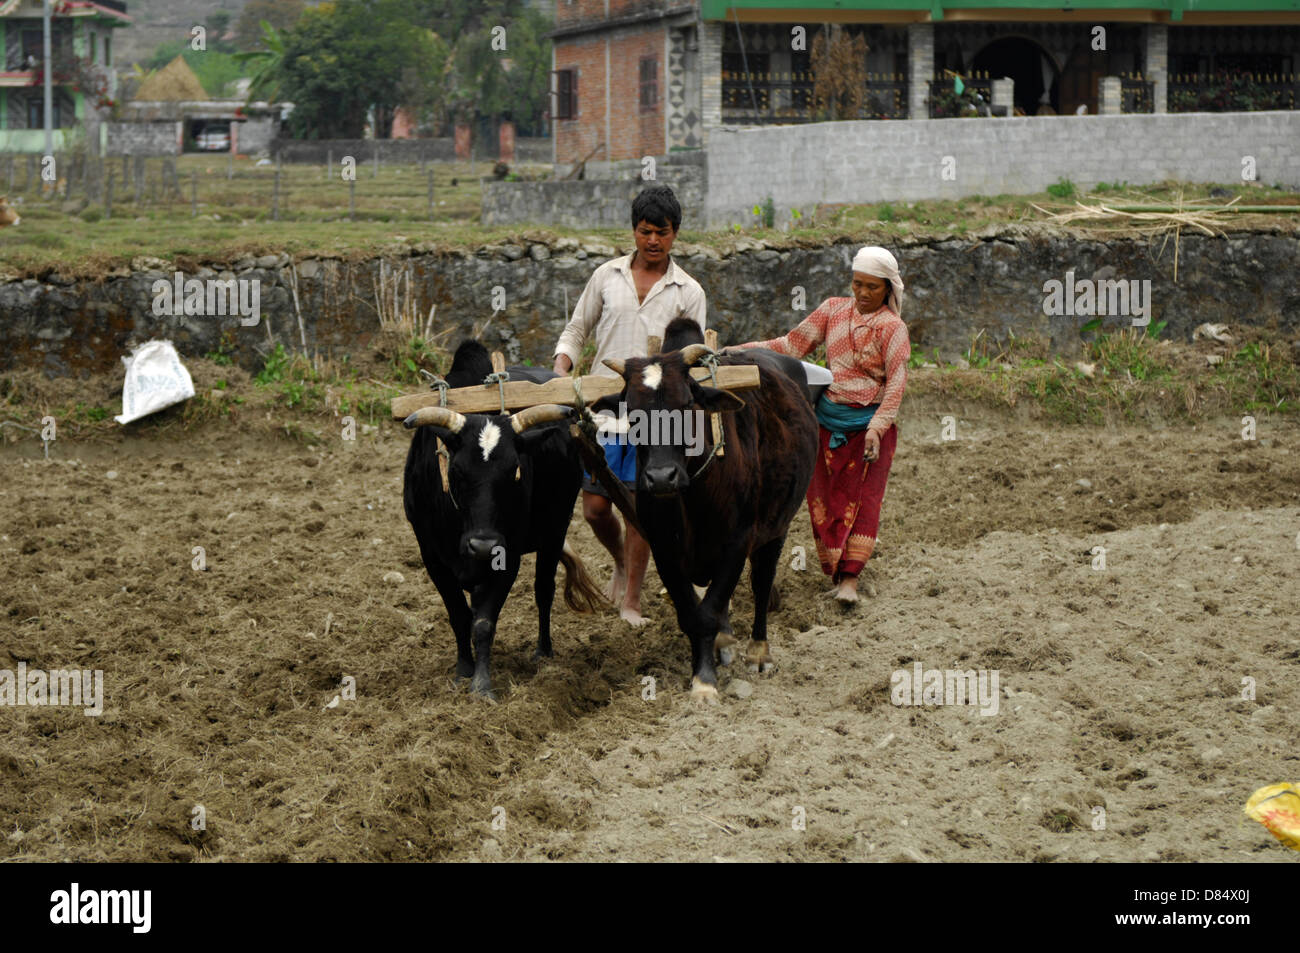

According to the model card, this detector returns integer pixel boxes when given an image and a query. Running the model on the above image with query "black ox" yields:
[594,317,818,700]
[402,341,603,700]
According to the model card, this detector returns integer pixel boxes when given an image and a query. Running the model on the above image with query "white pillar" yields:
[1145,24,1168,114]
[1100,76,1122,115]
[907,23,934,119]
[700,20,723,144]
[991,77,1014,116]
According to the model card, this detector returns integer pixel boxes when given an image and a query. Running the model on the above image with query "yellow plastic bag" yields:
[1244,783,1300,852]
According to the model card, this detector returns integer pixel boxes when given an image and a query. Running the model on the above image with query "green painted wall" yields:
[0,129,70,151]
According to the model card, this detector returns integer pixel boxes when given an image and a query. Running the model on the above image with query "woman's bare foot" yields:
[620,606,649,628]
[834,575,859,605]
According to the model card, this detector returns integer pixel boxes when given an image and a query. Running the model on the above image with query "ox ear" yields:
[691,383,745,414]
[590,392,624,416]
[425,425,463,449]
[516,425,557,452]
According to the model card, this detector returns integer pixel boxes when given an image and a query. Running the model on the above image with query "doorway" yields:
[972,36,1059,115]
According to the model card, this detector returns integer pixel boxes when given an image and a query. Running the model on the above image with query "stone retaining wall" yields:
[4,228,1297,379]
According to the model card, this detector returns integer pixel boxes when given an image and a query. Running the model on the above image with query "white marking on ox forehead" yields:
[478,421,502,461]
[641,362,663,390]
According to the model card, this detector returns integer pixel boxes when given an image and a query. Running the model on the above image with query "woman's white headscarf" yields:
[851,246,905,317]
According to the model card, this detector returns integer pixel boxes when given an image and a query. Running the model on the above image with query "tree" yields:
[232,21,286,102]
[205,11,236,53]
[274,0,437,138]
[811,25,869,120]
[234,0,306,52]
[422,0,552,134]
[251,0,550,139]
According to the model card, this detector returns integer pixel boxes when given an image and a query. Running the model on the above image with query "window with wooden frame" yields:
[553,69,577,119]
[639,57,658,111]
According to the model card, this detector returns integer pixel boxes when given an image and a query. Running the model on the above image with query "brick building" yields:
[549,0,1300,165]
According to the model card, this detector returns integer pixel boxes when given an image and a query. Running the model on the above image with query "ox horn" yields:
[403,406,467,432]
[679,344,713,367]
[602,358,627,376]
[509,403,572,434]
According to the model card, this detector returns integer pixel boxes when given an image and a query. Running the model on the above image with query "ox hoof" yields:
[533,648,554,662]
[470,675,497,703]
[718,646,735,667]
[746,660,776,676]
[689,678,719,705]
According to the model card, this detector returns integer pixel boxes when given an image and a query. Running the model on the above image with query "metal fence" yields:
[1120,73,1155,114]
[0,154,185,209]
[928,72,994,118]
[1169,71,1299,112]
[0,152,466,223]
[721,69,908,123]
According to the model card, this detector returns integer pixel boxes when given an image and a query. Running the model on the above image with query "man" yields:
[553,185,707,627]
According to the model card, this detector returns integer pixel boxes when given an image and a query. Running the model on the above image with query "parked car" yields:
[195,129,231,152]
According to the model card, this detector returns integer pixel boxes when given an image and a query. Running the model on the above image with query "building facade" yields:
[549,0,1300,164]
[0,0,130,152]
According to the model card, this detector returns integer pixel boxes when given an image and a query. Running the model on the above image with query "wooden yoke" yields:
[391,365,758,418]
[703,329,724,457]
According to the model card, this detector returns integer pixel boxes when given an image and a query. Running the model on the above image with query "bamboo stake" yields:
[704,328,724,457]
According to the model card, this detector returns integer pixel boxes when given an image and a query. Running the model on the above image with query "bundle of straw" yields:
[1031,191,1299,281]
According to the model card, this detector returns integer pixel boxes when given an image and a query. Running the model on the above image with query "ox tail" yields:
[560,540,608,613]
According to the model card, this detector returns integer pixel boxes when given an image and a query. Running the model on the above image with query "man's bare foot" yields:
[605,564,627,605]
[834,576,859,605]
[620,606,649,627]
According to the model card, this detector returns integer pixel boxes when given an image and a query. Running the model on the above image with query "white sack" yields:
[115,340,195,425]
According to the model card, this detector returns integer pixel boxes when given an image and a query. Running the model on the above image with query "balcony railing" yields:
[1119,72,1154,113]
[1169,71,1299,112]
[928,71,993,118]
[721,70,908,123]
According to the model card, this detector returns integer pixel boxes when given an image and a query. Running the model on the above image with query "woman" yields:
[734,246,910,604]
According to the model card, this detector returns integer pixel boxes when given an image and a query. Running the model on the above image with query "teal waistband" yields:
[816,393,878,449]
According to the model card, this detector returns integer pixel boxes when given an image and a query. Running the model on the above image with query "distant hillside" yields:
[115,0,557,70]
[115,0,249,68]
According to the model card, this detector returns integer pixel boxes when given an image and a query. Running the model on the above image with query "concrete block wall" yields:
[483,152,706,228]
[705,111,1300,227]
[104,121,180,156]
[235,118,277,156]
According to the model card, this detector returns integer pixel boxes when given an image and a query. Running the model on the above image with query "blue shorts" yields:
[582,438,637,497]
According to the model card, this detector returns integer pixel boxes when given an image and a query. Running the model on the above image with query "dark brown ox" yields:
[593,339,817,700]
